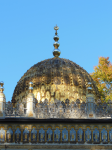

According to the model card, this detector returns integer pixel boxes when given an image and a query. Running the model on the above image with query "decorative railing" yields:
[0,127,111,144]
[0,127,112,144]
[5,101,27,117]
[4,99,112,119]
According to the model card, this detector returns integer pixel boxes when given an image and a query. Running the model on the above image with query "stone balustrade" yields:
[2,99,112,119]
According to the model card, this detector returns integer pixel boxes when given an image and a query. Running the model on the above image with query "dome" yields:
[12,25,100,104]
[12,57,99,103]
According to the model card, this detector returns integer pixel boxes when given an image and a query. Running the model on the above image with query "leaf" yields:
[90,57,112,102]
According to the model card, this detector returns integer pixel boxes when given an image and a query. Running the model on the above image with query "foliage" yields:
[90,57,112,102]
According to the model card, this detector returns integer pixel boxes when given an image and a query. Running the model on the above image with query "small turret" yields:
[26,82,35,117]
[86,82,95,118]
[0,81,6,118]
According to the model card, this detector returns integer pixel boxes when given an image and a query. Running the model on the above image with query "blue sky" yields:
[0,0,112,101]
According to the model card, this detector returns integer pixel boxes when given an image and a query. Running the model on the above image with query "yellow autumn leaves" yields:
[90,57,112,102]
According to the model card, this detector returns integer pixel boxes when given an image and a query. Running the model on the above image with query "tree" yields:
[90,57,112,102]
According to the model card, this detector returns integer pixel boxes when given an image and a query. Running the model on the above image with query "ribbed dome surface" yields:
[12,57,99,103]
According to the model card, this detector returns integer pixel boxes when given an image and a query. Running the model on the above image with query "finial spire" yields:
[53,25,61,57]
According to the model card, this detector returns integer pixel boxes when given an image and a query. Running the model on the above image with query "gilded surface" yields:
[12,57,99,103]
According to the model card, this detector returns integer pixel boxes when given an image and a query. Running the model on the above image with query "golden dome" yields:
[12,57,99,103]
[12,25,99,104]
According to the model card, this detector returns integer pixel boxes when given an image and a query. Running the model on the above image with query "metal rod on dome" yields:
[29,82,33,93]
[87,82,93,94]
[53,25,61,57]
[0,81,4,93]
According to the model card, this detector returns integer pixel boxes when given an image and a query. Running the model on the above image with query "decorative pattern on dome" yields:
[12,57,99,103]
